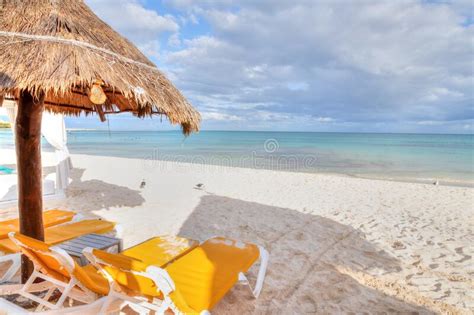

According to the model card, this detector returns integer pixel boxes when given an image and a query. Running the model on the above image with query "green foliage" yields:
[0,121,11,128]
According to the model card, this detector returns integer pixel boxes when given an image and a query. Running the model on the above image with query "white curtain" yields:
[3,100,17,136]
[2,100,71,191]
[42,112,72,190]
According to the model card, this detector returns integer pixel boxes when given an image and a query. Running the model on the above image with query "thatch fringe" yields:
[0,0,200,134]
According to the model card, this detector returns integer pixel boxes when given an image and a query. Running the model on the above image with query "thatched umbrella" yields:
[0,0,200,281]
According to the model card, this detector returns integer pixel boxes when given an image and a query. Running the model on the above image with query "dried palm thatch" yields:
[0,0,200,134]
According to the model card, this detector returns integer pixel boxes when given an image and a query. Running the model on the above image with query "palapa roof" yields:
[0,0,200,134]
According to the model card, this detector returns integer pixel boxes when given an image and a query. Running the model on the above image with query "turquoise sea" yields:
[1,130,473,185]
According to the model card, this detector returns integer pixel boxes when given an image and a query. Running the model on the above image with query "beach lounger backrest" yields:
[9,232,110,296]
[84,248,166,298]
[9,232,75,283]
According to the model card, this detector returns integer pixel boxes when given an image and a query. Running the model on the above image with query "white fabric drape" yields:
[41,112,72,190]
[2,100,17,135]
[1,99,71,191]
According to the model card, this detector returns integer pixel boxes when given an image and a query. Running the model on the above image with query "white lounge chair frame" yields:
[83,247,182,314]
[0,250,21,283]
[0,213,83,284]
[0,232,99,312]
[0,229,123,315]
[83,240,269,315]
[0,216,121,284]
[0,295,120,315]
[0,235,268,314]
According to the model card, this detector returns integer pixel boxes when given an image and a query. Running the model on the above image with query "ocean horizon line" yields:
[1,129,472,185]
[61,129,474,136]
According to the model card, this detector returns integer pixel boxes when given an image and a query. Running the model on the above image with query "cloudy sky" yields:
[67,0,473,133]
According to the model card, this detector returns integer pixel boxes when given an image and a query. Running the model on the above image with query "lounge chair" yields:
[0,233,199,313]
[85,236,269,314]
[0,209,77,240]
[0,219,116,283]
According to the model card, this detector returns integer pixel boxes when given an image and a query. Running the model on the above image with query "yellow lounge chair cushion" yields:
[45,219,115,245]
[12,233,69,282]
[76,264,110,295]
[121,236,198,267]
[165,237,260,313]
[0,209,75,239]
[91,236,198,298]
[0,219,115,253]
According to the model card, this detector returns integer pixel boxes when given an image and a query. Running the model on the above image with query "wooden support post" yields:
[15,90,45,283]
[95,104,107,122]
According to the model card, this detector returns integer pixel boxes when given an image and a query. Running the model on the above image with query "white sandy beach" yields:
[0,150,473,314]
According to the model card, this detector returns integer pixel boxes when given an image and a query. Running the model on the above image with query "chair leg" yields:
[19,270,82,311]
[55,278,78,309]
[20,269,39,294]
[237,246,269,299]
[252,246,269,298]
[0,253,21,283]
[19,271,63,310]
[36,287,55,312]
[98,295,114,315]
[238,272,249,284]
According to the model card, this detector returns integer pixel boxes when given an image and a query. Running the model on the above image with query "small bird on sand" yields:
[195,183,205,190]
[433,180,439,186]
[140,179,146,189]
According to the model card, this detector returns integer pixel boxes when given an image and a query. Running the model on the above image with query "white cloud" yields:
[162,0,473,132]
[315,117,334,123]
[287,82,309,91]
[167,33,182,47]
[86,0,178,44]
[417,120,446,126]
[422,87,464,102]
[137,40,161,59]
[82,0,473,133]
[201,112,242,121]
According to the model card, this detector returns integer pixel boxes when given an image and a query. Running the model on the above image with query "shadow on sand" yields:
[178,194,434,314]
[62,168,145,212]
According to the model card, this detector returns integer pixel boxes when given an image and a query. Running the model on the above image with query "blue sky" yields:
[62,0,474,133]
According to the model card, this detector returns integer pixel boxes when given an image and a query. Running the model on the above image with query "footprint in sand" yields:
[392,241,406,250]
[429,263,439,269]
[296,232,307,241]
[299,295,318,314]
[455,247,472,263]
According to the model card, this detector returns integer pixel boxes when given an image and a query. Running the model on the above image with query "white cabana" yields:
[0,99,72,203]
